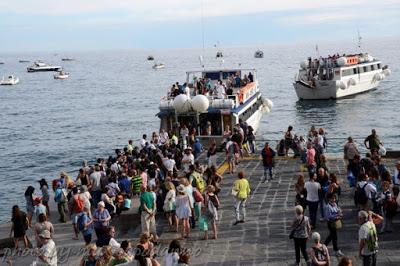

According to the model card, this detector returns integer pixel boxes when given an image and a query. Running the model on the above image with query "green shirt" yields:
[131,175,142,193]
[111,257,129,266]
[140,191,154,211]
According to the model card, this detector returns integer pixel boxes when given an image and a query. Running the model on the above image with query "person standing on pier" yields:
[364,129,383,154]
[232,171,251,225]
[261,142,276,183]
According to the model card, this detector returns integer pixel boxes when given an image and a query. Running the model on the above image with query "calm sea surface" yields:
[0,39,399,223]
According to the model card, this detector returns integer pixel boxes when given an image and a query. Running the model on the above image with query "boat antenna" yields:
[200,0,205,69]
[357,29,362,53]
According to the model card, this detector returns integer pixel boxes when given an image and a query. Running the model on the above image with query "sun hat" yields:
[98,201,105,208]
[176,184,186,193]
[39,230,51,239]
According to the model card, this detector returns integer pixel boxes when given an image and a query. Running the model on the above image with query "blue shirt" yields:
[118,177,131,194]
[325,202,340,222]
[194,142,202,154]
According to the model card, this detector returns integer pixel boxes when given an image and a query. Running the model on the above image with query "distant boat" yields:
[61,58,74,61]
[27,61,62,72]
[153,63,165,69]
[254,50,264,58]
[0,75,19,85]
[216,51,223,58]
[19,60,30,63]
[147,55,154,61]
[54,70,69,79]
[0,62,4,65]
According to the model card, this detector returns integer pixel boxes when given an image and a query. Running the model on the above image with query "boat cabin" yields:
[158,68,262,144]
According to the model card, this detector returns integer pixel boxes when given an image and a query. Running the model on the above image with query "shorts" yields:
[71,213,79,224]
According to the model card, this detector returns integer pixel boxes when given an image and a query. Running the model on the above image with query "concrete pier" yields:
[1,153,399,265]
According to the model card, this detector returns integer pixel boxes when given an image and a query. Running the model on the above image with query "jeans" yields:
[319,198,326,219]
[362,253,377,266]
[57,202,67,222]
[324,221,338,251]
[235,198,247,221]
[294,237,309,263]
[307,201,319,227]
[91,190,102,207]
[263,166,273,179]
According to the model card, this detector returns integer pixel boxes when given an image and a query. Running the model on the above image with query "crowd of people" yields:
[290,127,398,266]
[167,71,254,99]
[7,123,399,266]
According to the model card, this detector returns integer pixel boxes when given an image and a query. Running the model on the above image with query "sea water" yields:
[0,38,398,223]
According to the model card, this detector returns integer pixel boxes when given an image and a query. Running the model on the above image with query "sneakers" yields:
[335,250,344,257]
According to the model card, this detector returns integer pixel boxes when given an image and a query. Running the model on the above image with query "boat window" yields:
[222,71,237,80]
[363,66,369,72]
[204,72,221,80]
[342,69,354,76]
[353,68,358,75]
[370,65,375,71]
[358,67,364,74]
[377,63,381,69]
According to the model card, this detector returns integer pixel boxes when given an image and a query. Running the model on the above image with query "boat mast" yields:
[357,29,362,53]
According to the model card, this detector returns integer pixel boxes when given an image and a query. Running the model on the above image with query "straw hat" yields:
[39,230,51,239]
[176,184,186,193]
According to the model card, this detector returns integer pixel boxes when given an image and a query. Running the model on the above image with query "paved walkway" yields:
[1,154,399,265]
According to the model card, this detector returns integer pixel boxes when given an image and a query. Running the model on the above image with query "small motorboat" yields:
[27,61,62,72]
[147,55,154,61]
[61,58,74,61]
[152,63,165,69]
[0,75,19,85]
[254,50,264,58]
[54,70,69,79]
[19,60,30,63]
[0,62,4,65]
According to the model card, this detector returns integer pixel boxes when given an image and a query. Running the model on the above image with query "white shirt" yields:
[305,181,321,202]
[184,86,191,98]
[109,237,121,252]
[165,252,179,266]
[139,139,146,149]
[36,239,57,266]
[357,181,377,199]
[216,84,226,98]
[163,158,176,172]
[181,153,194,173]
[160,131,169,144]
[359,221,378,255]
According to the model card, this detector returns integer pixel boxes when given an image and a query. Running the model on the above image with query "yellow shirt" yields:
[233,179,251,199]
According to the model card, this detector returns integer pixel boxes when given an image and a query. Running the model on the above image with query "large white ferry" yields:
[157,68,273,143]
[294,53,391,100]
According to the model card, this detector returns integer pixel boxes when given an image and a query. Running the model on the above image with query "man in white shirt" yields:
[139,134,147,150]
[358,211,379,266]
[162,154,177,173]
[36,230,57,266]
[216,80,226,99]
[184,83,191,98]
[181,148,194,174]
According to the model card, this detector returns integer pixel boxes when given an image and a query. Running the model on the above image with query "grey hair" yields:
[311,232,321,243]
[295,205,303,215]
[358,210,369,221]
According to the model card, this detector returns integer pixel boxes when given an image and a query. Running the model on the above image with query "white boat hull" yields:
[245,106,265,132]
[0,77,19,85]
[54,74,69,79]
[294,71,384,100]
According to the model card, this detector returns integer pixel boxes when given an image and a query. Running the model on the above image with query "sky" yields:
[1,0,400,52]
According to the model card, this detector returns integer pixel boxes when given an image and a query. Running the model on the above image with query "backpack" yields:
[192,172,205,193]
[193,190,204,203]
[77,213,86,231]
[312,245,327,263]
[354,183,368,205]
[74,195,85,213]
[208,194,219,209]
[55,188,67,203]
[366,223,378,253]
[384,197,398,218]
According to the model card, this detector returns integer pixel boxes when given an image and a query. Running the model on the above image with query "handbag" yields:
[199,216,208,231]
[330,219,342,230]
[231,189,238,197]
[289,216,304,239]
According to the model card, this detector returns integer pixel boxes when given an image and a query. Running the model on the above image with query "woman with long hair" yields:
[34,213,54,247]
[10,205,29,249]
[25,186,35,227]
[38,178,50,217]
[295,174,307,211]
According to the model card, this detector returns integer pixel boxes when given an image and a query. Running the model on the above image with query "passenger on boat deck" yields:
[159,129,169,145]
[183,82,191,98]
[234,73,241,87]
[226,86,233,96]
[139,134,147,150]
[248,72,254,83]
[215,80,226,99]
